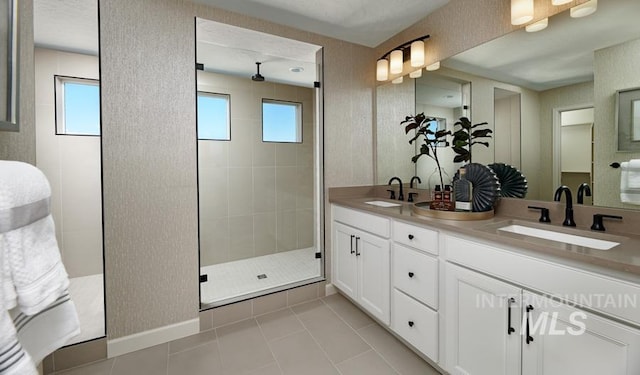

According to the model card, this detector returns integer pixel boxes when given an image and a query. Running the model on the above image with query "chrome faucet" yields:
[554,185,576,227]
[577,182,592,204]
[388,177,404,201]
[410,176,422,188]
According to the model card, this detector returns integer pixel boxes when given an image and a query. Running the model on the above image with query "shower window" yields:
[197,91,230,140]
[54,75,101,136]
[262,99,302,143]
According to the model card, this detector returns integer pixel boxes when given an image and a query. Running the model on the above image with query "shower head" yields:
[252,62,265,82]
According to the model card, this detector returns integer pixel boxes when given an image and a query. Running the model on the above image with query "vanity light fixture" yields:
[570,0,597,18]
[551,0,572,5]
[409,69,422,78]
[376,34,430,82]
[426,61,440,71]
[410,40,425,67]
[390,50,403,74]
[511,0,534,25]
[392,76,404,84]
[376,59,389,81]
[525,17,548,32]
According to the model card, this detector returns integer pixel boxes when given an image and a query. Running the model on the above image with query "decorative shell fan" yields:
[488,163,528,198]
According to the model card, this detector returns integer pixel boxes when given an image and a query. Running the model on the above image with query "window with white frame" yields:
[262,99,302,143]
[197,92,231,141]
[55,76,101,136]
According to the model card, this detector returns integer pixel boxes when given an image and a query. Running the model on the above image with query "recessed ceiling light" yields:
[289,67,304,73]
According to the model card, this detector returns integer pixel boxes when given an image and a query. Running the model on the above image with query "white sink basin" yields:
[364,200,402,208]
[498,225,619,250]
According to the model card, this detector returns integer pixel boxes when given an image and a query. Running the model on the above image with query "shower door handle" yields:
[355,237,361,256]
[350,235,355,254]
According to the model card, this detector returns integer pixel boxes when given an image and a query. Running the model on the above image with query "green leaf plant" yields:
[451,117,492,163]
[401,113,451,190]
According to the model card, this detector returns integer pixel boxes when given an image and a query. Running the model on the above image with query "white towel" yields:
[0,161,69,314]
[0,162,80,373]
[620,160,640,204]
[626,159,640,188]
[0,235,37,375]
[11,292,80,364]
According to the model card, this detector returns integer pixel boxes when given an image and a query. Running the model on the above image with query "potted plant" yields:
[401,113,451,189]
[451,117,492,163]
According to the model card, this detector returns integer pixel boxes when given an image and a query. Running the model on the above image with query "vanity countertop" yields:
[329,188,640,278]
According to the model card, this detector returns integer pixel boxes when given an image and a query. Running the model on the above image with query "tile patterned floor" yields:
[53,293,441,375]
[201,248,321,304]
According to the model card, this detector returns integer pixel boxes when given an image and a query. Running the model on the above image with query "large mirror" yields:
[376,0,640,209]
[0,0,18,131]
[34,0,104,345]
[196,18,324,308]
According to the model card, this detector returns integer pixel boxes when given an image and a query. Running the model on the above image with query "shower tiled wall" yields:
[197,71,314,266]
[34,48,103,278]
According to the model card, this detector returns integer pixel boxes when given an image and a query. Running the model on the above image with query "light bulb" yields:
[511,0,534,25]
[571,0,597,18]
[526,18,548,32]
[376,59,388,81]
[390,50,403,74]
[410,40,425,67]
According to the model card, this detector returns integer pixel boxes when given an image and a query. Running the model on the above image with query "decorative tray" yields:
[412,201,495,221]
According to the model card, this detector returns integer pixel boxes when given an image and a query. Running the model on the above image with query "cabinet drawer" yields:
[393,220,438,255]
[333,205,390,238]
[446,235,640,327]
[393,244,438,309]
[392,289,438,361]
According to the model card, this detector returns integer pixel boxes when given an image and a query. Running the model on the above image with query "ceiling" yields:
[33,0,448,87]
[196,18,320,87]
[34,0,98,56]
[443,0,640,91]
[191,0,449,47]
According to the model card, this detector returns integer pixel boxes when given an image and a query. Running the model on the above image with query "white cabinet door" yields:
[357,230,390,324]
[445,263,522,375]
[333,222,358,300]
[522,292,640,375]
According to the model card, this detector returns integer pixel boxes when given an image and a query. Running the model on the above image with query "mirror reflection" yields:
[376,0,640,209]
[195,18,324,308]
[33,0,104,344]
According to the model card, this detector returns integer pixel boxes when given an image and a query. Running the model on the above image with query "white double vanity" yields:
[330,196,640,375]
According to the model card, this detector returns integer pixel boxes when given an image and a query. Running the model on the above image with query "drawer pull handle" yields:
[507,297,515,335]
[408,234,415,240]
[350,235,355,254]
[408,321,414,328]
[408,272,414,278]
[355,237,361,256]
[526,305,534,344]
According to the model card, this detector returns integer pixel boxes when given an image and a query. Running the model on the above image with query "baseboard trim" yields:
[107,318,199,358]
[325,283,337,296]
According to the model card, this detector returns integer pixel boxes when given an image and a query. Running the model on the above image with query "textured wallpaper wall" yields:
[538,81,594,199]
[594,38,640,208]
[0,0,35,164]
[99,0,200,339]
[375,78,415,185]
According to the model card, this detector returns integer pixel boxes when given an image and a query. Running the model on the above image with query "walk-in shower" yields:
[196,19,324,308]
[33,0,105,345]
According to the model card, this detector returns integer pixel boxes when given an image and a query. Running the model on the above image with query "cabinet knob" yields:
[408,272,414,278]
[408,321,414,328]
[408,234,414,240]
